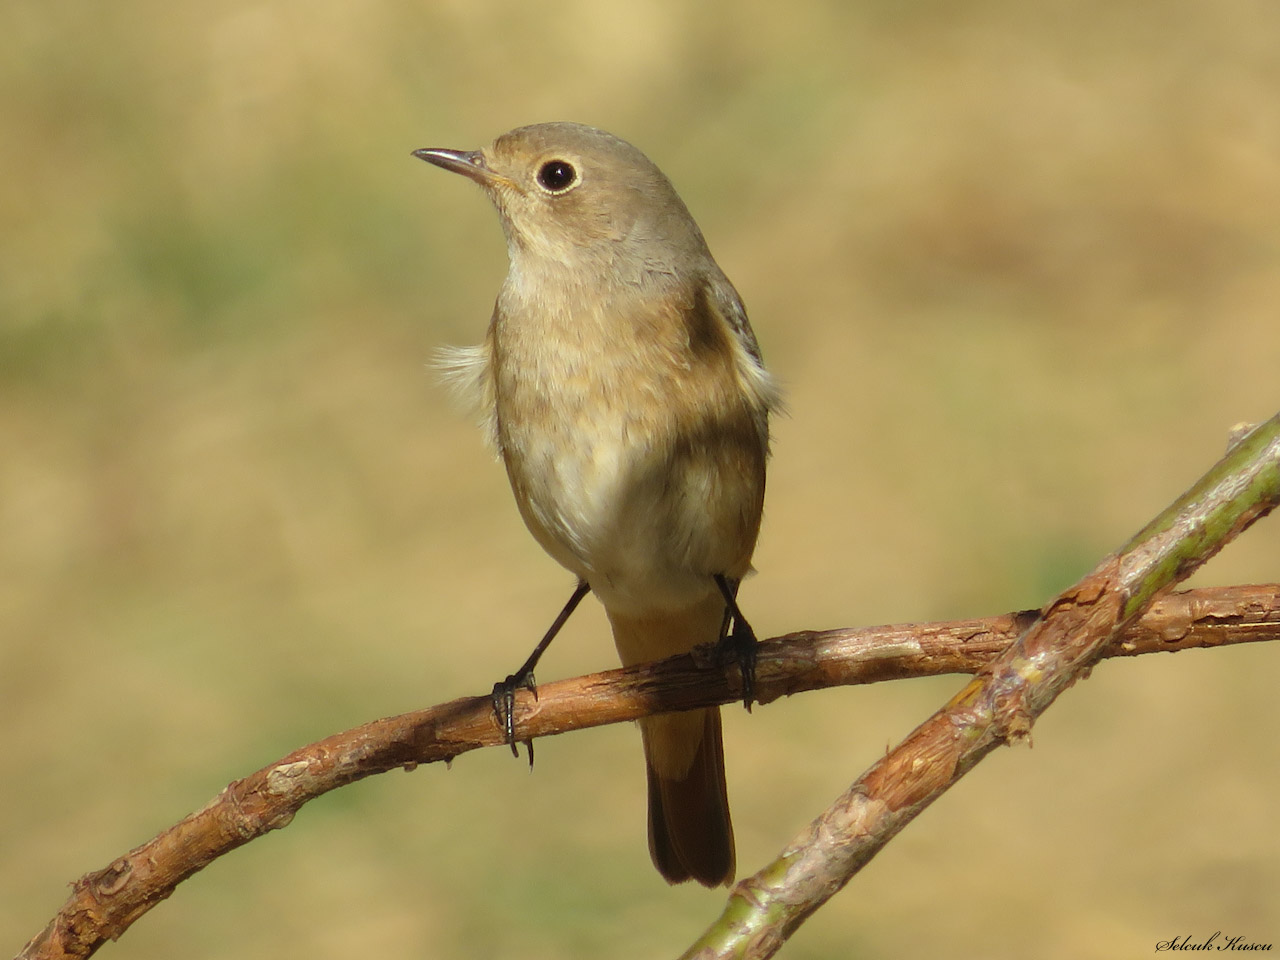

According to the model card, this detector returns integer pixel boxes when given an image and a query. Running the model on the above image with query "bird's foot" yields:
[717,618,758,711]
[491,670,538,767]
[713,575,758,711]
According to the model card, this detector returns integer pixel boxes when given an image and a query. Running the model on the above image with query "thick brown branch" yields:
[682,414,1280,959]
[17,584,1280,960]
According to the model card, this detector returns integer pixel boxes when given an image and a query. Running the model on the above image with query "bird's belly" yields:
[502,413,759,618]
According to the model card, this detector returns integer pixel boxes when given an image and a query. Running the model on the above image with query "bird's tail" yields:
[607,593,735,887]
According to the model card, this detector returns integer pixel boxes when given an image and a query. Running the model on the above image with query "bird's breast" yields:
[490,285,765,615]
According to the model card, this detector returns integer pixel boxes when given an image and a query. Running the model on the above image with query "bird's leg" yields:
[492,579,590,764]
[713,574,758,711]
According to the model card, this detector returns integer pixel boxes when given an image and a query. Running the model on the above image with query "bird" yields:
[413,122,779,887]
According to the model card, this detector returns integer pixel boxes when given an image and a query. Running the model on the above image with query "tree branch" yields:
[18,416,1280,960]
[18,581,1280,960]
[681,414,1280,960]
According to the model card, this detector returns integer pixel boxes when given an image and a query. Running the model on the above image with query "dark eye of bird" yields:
[536,160,577,192]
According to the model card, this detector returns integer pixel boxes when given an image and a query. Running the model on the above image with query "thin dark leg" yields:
[713,574,758,711]
[492,579,590,761]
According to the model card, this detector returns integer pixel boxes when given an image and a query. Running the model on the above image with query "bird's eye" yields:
[536,159,578,193]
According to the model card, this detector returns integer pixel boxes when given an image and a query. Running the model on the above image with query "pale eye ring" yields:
[536,159,578,193]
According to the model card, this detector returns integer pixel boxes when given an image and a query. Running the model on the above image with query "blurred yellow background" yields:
[3,1,1278,957]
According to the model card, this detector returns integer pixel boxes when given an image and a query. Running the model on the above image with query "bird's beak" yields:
[412,147,497,187]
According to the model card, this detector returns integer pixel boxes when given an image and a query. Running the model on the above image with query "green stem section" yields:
[1119,416,1280,618]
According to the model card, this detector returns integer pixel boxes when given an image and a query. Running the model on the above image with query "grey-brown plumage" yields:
[415,122,779,886]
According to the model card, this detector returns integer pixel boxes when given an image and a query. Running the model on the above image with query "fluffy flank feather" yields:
[736,344,784,417]
[432,342,497,450]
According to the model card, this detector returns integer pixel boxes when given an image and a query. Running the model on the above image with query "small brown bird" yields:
[414,122,779,887]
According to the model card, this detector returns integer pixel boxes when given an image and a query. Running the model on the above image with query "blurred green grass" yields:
[3,1,1278,958]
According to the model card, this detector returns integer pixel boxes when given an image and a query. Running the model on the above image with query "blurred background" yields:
[3,1,1278,957]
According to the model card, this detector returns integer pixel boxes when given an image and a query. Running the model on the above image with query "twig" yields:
[17,419,1280,960]
[680,414,1280,959]
[17,585,1279,960]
